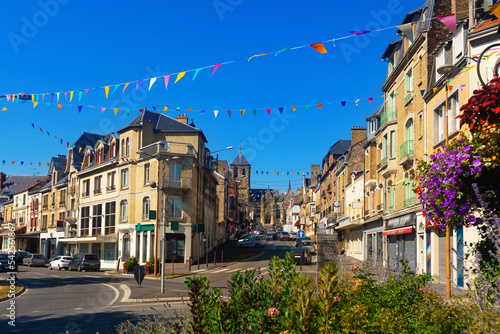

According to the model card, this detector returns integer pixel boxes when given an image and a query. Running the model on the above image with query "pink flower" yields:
[333,296,341,303]
[268,307,280,317]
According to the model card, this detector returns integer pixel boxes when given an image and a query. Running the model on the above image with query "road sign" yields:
[134,265,145,286]
[298,231,305,238]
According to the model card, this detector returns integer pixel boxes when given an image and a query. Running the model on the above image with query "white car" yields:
[238,235,267,248]
[49,256,73,270]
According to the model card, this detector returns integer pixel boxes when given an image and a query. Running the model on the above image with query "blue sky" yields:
[1,0,421,192]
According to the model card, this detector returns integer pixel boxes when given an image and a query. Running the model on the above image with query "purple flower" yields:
[472,159,481,168]
[468,215,476,223]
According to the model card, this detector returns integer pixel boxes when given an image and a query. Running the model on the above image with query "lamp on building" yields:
[437,63,459,298]
[211,146,234,170]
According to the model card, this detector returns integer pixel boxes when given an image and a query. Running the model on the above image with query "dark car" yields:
[15,251,28,263]
[292,247,312,265]
[0,253,17,272]
[69,253,100,272]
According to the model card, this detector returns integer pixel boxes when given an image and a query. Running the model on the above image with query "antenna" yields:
[29,167,39,176]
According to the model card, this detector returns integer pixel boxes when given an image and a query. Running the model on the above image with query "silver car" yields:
[23,253,46,267]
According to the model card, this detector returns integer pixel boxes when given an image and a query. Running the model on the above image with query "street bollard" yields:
[300,239,303,271]
[221,251,224,265]
[214,252,216,266]
[206,252,209,268]
[172,258,175,274]
[198,255,200,270]
[189,257,192,272]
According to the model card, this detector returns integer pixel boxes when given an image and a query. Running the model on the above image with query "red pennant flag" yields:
[188,108,192,111]
[266,108,271,115]
[39,127,43,133]
[212,64,221,76]
[317,104,322,110]
[368,97,373,104]
[12,161,15,165]
[310,42,327,54]
[139,109,144,113]
[67,142,69,147]
[38,162,41,167]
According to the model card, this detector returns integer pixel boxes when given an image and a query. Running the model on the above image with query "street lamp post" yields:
[437,64,459,298]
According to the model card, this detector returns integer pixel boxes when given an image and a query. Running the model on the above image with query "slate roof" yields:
[231,152,250,166]
[28,177,51,195]
[0,175,46,199]
[70,132,103,169]
[117,109,207,143]
[321,139,351,168]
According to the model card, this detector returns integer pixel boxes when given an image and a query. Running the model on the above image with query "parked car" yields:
[292,247,312,265]
[15,251,28,263]
[49,256,73,270]
[294,240,316,255]
[274,231,290,241]
[69,253,101,272]
[23,253,47,267]
[277,226,283,232]
[289,232,298,241]
[0,253,16,272]
[238,235,267,248]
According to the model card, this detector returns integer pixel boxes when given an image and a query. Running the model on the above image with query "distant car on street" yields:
[292,247,312,265]
[0,253,16,272]
[48,256,73,270]
[274,231,290,241]
[294,240,316,255]
[238,235,267,248]
[289,232,298,241]
[23,253,47,267]
[69,253,101,272]
[15,251,28,263]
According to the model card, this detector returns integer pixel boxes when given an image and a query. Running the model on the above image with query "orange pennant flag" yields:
[105,86,110,98]
[240,109,245,117]
[114,108,119,115]
[188,107,192,111]
[58,104,62,110]
[449,85,454,91]
[123,82,130,93]
[310,42,327,54]
[291,106,297,111]
[317,104,323,110]
[433,87,437,93]
[47,162,50,167]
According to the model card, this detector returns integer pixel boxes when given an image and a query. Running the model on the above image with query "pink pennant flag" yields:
[227,110,232,117]
[135,80,143,92]
[212,64,221,76]
[84,88,90,95]
[368,97,373,104]
[436,14,456,35]
[101,107,106,113]
[266,108,271,115]
[164,75,170,91]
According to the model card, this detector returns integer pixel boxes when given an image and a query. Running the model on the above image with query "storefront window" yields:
[104,243,116,263]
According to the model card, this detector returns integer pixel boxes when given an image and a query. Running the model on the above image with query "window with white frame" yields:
[434,104,446,144]
[436,47,445,80]
[121,169,129,189]
[454,25,464,60]
[120,200,128,222]
[169,162,182,187]
[448,94,460,135]
[405,69,413,100]
[80,206,90,236]
[434,93,459,145]
[107,171,115,190]
[168,197,183,218]
[104,201,115,235]
[142,197,150,220]
[310,203,316,217]
[92,204,102,236]
[144,163,150,185]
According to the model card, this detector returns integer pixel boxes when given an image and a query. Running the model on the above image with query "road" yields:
[0,236,313,333]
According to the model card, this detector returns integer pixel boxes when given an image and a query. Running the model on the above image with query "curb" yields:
[0,285,27,303]
[119,284,189,303]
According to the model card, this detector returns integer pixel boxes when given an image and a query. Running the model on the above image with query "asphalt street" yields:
[0,236,313,333]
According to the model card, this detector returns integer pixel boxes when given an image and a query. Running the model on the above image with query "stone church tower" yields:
[230,145,251,209]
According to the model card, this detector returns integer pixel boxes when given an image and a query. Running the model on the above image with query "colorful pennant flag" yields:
[101,107,106,113]
[420,89,425,96]
[310,42,327,54]
[123,82,130,93]
[114,108,119,115]
[248,54,265,61]
[105,86,110,98]
[148,77,157,91]
[192,68,203,81]
[275,48,290,57]
[349,30,370,35]
[78,106,82,113]
[58,104,62,110]
[317,104,322,110]
[291,106,297,111]
[355,99,360,106]
[227,110,232,117]
[304,105,309,112]
[436,14,456,35]
[212,64,221,76]
[240,109,245,117]
[135,80,143,91]
[253,109,257,116]
[111,84,119,95]
[397,23,414,43]
[33,102,38,108]
[341,101,346,107]
[175,72,185,83]
[266,108,271,115]
[368,97,373,104]
[214,110,219,118]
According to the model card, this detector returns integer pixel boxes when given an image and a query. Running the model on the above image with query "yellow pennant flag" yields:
[46,162,50,167]
[163,106,168,111]
[79,147,83,153]
[175,72,186,84]
[33,102,39,108]
[31,94,34,102]
[1,107,7,111]
[433,87,437,93]
[105,86,110,98]
[123,82,130,93]
[291,106,297,111]
[488,3,500,20]
[240,109,245,117]
[58,104,62,110]
[114,108,118,115]
[70,91,74,102]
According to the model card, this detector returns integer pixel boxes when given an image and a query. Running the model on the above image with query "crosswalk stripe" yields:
[212,268,229,273]
[226,268,243,273]
[191,269,207,273]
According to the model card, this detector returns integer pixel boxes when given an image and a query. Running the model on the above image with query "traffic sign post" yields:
[298,231,305,238]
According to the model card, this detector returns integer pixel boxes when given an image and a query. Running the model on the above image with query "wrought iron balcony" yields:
[161,177,191,189]
[380,107,397,126]
[399,140,414,165]
[388,204,395,212]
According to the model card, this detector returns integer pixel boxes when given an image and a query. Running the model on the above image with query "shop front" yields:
[363,219,383,262]
[383,213,416,271]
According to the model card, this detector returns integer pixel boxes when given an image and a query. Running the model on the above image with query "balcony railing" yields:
[380,107,397,126]
[377,156,388,170]
[404,197,416,207]
[106,185,116,192]
[42,204,48,210]
[161,177,191,189]
[400,140,414,160]
[59,201,66,208]
[93,189,102,195]
[142,214,149,221]
[388,204,395,212]
[81,192,89,197]
[377,204,383,211]
[404,92,413,104]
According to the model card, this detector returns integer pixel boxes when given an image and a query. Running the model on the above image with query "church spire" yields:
[288,179,291,193]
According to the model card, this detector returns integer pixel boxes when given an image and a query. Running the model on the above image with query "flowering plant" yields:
[415,137,482,229]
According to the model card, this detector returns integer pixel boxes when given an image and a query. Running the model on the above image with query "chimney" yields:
[176,114,188,125]
[0,172,6,189]
[351,126,367,146]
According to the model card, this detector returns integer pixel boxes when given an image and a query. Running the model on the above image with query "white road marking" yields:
[226,268,242,273]
[72,308,85,310]
[190,269,207,273]
[212,268,229,273]
[120,284,131,303]
[83,279,120,307]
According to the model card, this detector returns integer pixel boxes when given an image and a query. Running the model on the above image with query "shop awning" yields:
[382,226,413,236]
[294,219,301,226]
